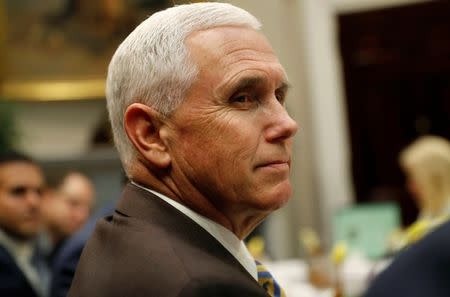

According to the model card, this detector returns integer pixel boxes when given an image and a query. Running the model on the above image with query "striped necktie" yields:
[256,260,287,297]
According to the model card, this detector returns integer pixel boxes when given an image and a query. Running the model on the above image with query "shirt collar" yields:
[0,228,35,264]
[130,181,257,280]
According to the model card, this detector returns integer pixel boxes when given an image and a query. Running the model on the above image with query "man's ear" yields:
[124,103,171,168]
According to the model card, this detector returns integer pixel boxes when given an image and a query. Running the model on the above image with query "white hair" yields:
[106,2,261,174]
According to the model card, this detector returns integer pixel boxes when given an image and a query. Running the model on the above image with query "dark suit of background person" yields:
[0,245,40,297]
[69,2,298,297]
[0,152,48,297]
[365,220,450,297]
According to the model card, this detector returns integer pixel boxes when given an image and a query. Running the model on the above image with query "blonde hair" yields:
[400,135,450,218]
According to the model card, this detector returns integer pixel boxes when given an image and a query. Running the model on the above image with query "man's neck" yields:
[130,177,238,234]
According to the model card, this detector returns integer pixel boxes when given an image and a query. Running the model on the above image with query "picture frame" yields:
[0,0,175,101]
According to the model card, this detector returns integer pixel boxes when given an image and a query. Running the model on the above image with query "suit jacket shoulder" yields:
[365,220,450,297]
[68,184,268,297]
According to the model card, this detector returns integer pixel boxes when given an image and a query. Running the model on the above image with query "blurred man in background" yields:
[0,151,49,297]
[41,172,95,263]
[51,173,126,297]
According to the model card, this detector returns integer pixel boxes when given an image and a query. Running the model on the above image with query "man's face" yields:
[0,162,44,239]
[163,26,298,219]
[42,174,94,239]
[59,174,94,234]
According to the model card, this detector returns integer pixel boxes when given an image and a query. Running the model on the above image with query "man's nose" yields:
[25,190,41,208]
[74,206,89,223]
[264,101,299,143]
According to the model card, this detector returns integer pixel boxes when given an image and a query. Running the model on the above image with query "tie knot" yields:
[255,260,286,297]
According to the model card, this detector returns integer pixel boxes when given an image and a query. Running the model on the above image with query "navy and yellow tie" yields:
[256,260,287,297]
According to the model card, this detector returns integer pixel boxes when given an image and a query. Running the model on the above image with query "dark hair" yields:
[0,151,35,166]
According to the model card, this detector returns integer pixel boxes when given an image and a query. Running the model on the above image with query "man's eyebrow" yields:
[232,76,265,91]
[228,76,291,93]
[278,81,291,93]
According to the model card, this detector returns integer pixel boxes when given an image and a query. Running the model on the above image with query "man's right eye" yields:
[10,186,27,196]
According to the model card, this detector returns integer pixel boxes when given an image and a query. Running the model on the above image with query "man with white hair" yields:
[69,2,298,297]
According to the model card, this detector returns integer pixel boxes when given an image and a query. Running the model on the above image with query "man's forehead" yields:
[0,162,42,184]
[185,25,286,85]
[186,26,276,59]
[187,25,264,41]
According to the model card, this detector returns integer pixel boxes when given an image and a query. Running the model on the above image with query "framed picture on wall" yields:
[0,0,173,101]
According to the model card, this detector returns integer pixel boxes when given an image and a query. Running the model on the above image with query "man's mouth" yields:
[256,159,290,169]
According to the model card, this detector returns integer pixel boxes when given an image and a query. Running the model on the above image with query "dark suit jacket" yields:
[68,183,269,297]
[0,245,39,297]
[50,203,116,297]
[364,220,450,297]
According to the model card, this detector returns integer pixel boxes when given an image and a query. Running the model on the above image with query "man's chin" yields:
[3,227,39,241]
[256,184,292,211]
[271,192,291,210]
[274,180,292,199]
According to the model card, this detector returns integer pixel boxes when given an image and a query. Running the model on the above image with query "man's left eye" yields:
[230,94,251,103]
[275,92,285,104]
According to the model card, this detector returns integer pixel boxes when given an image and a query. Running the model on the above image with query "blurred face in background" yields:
[405,173,423,208]
[0,162,44,240]
[42,173,95,242]
[59,173,95,234]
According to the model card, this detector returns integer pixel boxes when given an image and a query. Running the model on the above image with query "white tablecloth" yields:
[265,255,391,297]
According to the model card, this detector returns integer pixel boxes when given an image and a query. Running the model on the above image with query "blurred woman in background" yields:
[394,135,450,248]
[366,136,450,297]
[400,135,450,221]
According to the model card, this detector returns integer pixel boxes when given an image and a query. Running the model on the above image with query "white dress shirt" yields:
[131,181,258,280]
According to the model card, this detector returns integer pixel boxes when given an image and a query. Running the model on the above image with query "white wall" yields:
[298,0,354,247]
[331,0,431,13]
